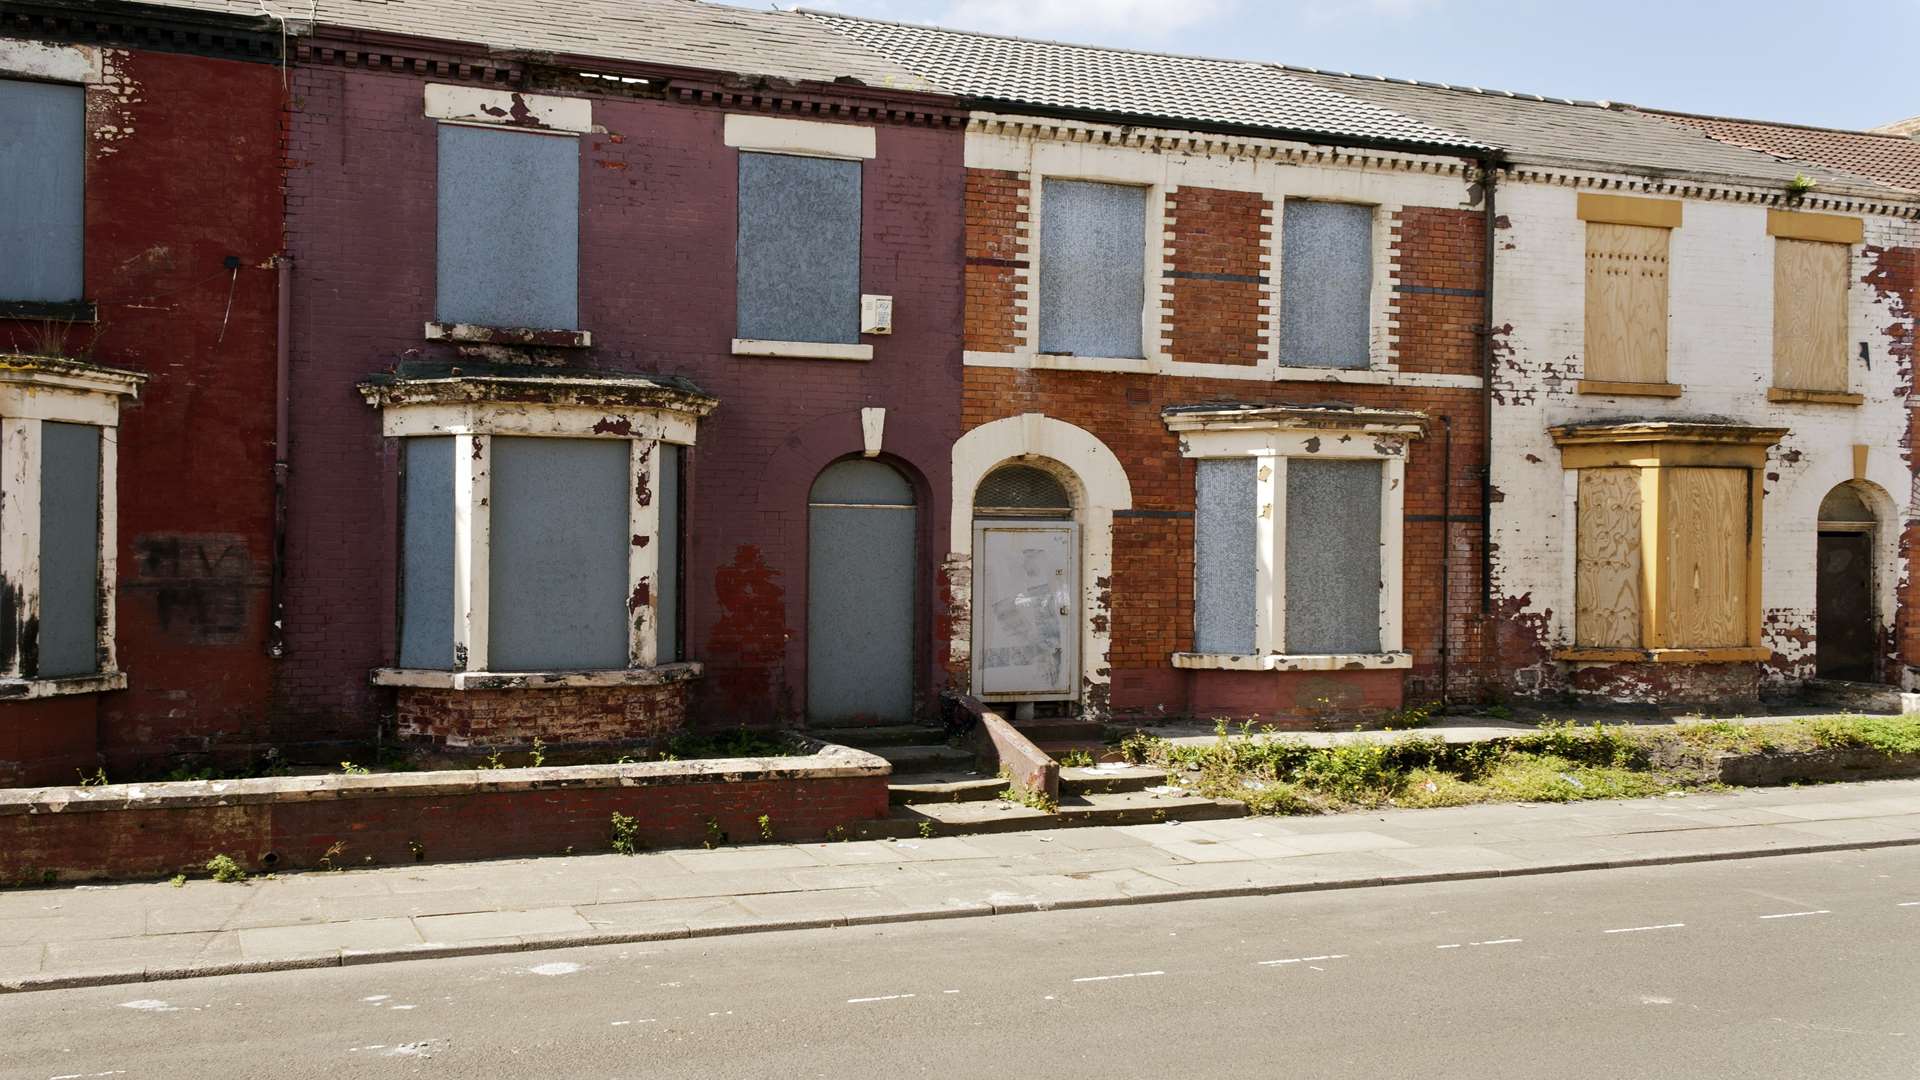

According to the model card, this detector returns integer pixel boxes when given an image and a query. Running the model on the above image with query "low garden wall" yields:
[0,741,890,884]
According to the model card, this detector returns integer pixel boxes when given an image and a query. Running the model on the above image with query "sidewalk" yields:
[5,778,1920,994]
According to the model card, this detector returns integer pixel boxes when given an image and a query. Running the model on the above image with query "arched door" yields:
[807,459,916,723]
[971,463,1079,701]
[1816,484,1876,681]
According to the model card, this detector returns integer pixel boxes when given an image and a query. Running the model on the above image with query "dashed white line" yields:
[1758,910,1830,920]
[1257,954,1349,966]
[1897,901,1920,908]
[1071,971,1165,983]
[846,994,916,1004]
[1604,923,1686,934]
[1438,938,1522,949]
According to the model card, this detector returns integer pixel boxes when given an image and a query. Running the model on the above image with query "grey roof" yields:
[1281,67,1897,195]
[801,12,1484,152]
[130,0,939,90]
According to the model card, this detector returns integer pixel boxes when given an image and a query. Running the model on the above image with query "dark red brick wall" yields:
[0,48,282,786]
[0,771,890,882]
[281,67,965,741]
[1164,186,1269,366]
[395,682,690,750]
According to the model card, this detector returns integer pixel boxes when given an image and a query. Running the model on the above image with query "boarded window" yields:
[737,153,861,344]
[657,443,682,664]
[1773,238,1850,393]
[436,124,579,330]
[488,437,629,671]
[1660,468,1749,649]
[399,437,456,670]
[0,79,84,302]
[1038,179,1146,359]
[1583,223,1669,384]
[1284,459,1382,653]
[38,422,100,677]
[1574,468,1642,648]
[1193,458,1256,654]
[1279,201,1373,369]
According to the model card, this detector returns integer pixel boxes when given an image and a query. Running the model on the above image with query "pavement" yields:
[4,846,1916,1079]
[4,777,1920,994]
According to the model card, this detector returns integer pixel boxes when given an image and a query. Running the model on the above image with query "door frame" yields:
[971,519,1080,702]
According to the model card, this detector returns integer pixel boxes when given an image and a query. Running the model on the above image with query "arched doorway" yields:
[807,459,917,723]
[1816,483,1877,681]
[972,463,1078,701]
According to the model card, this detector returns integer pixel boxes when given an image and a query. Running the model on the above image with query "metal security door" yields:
[807,460,916,723]
[972,523,1078,700]
[1816,531,1874,682]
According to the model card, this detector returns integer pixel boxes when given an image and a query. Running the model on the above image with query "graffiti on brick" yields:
[127,533,260,645]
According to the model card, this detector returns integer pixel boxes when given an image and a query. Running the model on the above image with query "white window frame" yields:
[361,374,714,689]
[0,356,143,698]
[1165,404,1422,672]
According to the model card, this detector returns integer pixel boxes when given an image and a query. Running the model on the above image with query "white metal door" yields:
[972,522,1078,700]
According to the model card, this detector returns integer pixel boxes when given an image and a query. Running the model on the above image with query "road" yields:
[4,847,1917,1079]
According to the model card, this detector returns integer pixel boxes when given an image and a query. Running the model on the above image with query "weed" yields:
[318,841,349,871]
[205,854,248,884]
[479,751,506,771]
[408,839,426,862]
[1056,749,1096,768]
[169,874,187,888]
[998,785,1058,813]
[528,737,547,768]
[917,820,935,839]
[1118,731,1167,765]
[825,825,848,842]
[610,812,640,855]
[758,814,775,842]
[1381,702,1436,731]
[1787,174,1817,198]
[1483,705,1513,721]
[76,767,109,787]
[339,761,369,776]
[703,817,727,849]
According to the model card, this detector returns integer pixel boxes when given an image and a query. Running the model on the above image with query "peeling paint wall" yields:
[1489,179,1919,700]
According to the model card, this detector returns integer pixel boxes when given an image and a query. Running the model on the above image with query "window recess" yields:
[1165,403,1423,671]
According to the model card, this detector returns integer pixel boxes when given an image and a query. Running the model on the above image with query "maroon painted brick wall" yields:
[279,67,965,743]
[0,47,282,786]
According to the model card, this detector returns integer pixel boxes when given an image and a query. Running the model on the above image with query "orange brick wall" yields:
[965,168,1028,353]
[1389,206,1487,377]
[1164,186,1270,366]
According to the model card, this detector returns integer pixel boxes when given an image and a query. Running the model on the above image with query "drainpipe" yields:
[1438,414,1452,706]
[1476,155,1498,618]
[268,254,291,659]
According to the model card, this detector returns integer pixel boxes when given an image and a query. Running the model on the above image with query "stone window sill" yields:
[1171,651,1412,672]
[1576,379,1683,398]
[0,671,128,700]
[1554,647,1770,664]
[732,339,873,362]
[425,322,592,348]
[0,299,97,323]
[1766,387,1862,406]
[371,662,703,690]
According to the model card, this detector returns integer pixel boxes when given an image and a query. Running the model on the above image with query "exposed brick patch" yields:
[394,682,693,750]
[964,167,1028,353]
[1389,206,1487,377]
[1164,186,1270,366]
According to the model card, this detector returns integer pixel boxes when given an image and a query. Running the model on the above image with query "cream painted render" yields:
[961,112,1486,389]
[1487,174,1919,692]
[722,113,877,160]
[423,83,593,133]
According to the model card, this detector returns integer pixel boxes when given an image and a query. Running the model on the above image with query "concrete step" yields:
[1009,719,1106,745]
[1802,679,1920,715]
[1060,763,1169,796]
[873,743,974,775]
[809,724,947,749]
[888,771,1009,805]
[859,787,1247,838]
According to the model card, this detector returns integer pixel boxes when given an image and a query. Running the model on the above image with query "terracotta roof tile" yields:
[1649,112,1920,192]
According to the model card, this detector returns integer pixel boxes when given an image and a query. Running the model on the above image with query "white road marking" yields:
[526,962,582,976]
[361,995,390,1004]
[1758,910,1830,920]
[846,994,916,1004]
[1071,971,1165,983]
[388,1004,417,1011]
[1604,923,1686,934]
[116,1000,176,1012]
[48,1072,127,1079]
[1257,954,1348,966]
[1897,901,1920,907]
[1435,943,1463,950]
[1437,939,1521,949]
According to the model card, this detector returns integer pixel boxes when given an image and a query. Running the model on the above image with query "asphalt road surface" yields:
[5,847,1917,1079]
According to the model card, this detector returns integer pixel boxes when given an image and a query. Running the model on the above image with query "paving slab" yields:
[238,917,421,958]
[414,907,592,944]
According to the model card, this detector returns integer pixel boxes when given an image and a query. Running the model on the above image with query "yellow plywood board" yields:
[1659,468,1749,649]
[1577,193,1683,229]
[1585,222,1670,385]
[1575,468,1643,649]
[1767,209,1863,245]
[1773,238,1851,393]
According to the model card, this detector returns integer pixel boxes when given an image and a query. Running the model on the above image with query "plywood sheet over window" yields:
[1584,222,1669,384]
[1038,179,1148,359]
[1285,459,1382,654]
[1773,238,1850,393]
[1193,457,1257,654]
[1660,468,1749,649]
[1574,467,1642,649]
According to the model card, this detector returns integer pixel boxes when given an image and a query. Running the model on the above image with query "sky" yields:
[734,0,1916,132]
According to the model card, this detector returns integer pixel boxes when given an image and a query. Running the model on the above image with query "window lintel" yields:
[1550,420,1786,470]
[1165,402,1425,459]
[0,353,146,400]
